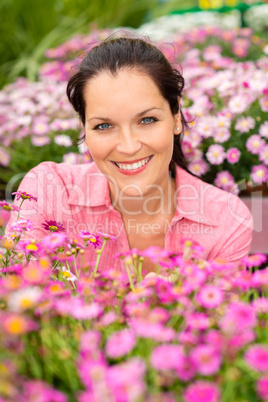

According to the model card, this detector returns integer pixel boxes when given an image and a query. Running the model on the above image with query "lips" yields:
[113,155,153,171]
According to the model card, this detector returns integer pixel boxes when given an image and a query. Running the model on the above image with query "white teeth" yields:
[116,157,150,170]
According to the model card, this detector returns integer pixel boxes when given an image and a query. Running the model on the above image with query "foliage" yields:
[0,195,268,400]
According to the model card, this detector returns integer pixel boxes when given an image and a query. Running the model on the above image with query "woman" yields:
[6,35,253,272]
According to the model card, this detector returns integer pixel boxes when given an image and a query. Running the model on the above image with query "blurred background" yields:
[0,0,268,201]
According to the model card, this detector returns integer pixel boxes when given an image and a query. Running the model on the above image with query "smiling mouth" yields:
[113,155,153,171]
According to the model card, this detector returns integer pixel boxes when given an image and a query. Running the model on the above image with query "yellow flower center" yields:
[20,298,34,309]
[89,238,96,243]
[26,244,38,251]
[221,177,228,184]
[5,316,27,335]
[62,271,71,278]
[49,225,58,231]
[50,284,62,292]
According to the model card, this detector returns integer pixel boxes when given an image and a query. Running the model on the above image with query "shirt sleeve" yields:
[5,162,62,240]
[211,195,253,264]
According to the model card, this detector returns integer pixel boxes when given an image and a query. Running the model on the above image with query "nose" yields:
[116,127,142,156]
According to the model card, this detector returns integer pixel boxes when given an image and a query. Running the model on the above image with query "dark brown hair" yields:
[67,34,190,176]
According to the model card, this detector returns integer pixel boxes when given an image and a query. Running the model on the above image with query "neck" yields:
[109,174,177,219]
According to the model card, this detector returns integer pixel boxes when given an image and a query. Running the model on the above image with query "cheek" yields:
[85,135,110,161]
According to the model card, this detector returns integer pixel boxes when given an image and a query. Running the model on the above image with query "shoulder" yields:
[24,161,100,186]
[176,166,252,227]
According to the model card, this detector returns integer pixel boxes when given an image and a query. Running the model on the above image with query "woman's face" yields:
[84,68,181,199]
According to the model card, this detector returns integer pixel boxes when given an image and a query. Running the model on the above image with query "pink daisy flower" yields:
[31,136,51,147]
[42,232,67,251]
[214,171,235,191]
[257,376,268,400]
[191,345,222,376]
[228,94,249,114]
[245,344,268,372]
[9,219,34,233]
[260,96,268,112]
[226,147,241,164]
[252,298,268,314]
[246,135,265,154]
[250,164,268,184]
[259,121,268,138]
[241,254,267,268]
[105,329,136,359]
[206,144,225,165]
[251,269,268,290]
[213,127,230,143]
[196,285,224,309]
[0,201,20,212]
[0,146,10,166]
[78,230,103,249]
[12,190,38,202]
[32,119,50,135]
[235,116,255,133]
[259,145,268,165]
[188,158,209,177]
[184,380,220,402]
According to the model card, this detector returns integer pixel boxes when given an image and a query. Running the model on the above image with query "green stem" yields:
[93,239,107,275]
[16,199,25,221]
[125,261,134,291]
[138,257,144,283]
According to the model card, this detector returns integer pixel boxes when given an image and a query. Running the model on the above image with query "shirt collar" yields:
[67,162,111,207]
[67,162,218,226]
[174,165,218,226]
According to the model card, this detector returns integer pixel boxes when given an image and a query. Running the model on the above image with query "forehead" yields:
[83,68,166,113]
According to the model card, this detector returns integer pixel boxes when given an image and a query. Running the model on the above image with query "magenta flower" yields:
[105,329,136,359]
[0,200,20,212]
[191,345,222,376]
[23,380,67,402]
[177,355,197,382]
[196,285,224,309]
[186,313,210,331]
[226,147,241,164]
[12,190,38,202]
[252,297,268,314]
[220,302,256,334]
[206,144,225,165]
[42,219,65,232]
[184,380,220,402]
[245,344,268,372]
[78,230,102,249]
[151,344,184,371]
[257,376,268,401]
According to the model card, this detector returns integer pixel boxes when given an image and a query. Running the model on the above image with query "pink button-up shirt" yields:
[6,161,253,271]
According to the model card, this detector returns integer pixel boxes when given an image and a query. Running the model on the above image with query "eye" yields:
[141,116,158,125]
[93,123,111,131]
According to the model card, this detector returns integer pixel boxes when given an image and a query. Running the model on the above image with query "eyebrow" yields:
[86,107,162,123]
